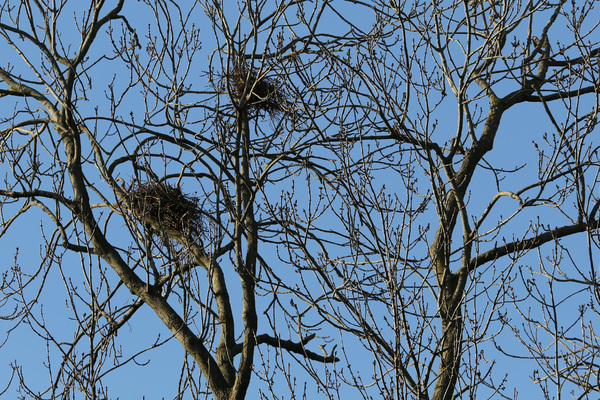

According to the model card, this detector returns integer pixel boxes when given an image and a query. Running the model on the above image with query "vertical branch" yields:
[231,108,258,398]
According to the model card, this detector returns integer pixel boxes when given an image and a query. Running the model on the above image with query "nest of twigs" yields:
[229,63,288,116]
[127,181,203,241]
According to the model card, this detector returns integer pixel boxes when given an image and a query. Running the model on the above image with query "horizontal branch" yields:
[0,189,73,208]
[469,220,599,271]
[503,85,598,106]
[231,333,339,363]
[62,242,98,254]
[547,46,600,67]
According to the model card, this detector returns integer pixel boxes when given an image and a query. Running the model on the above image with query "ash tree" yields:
[1,1,600,400]
[0,1,343,398]
[276,1,600,399]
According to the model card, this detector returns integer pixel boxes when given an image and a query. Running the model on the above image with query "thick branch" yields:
[469,220,600,271]
[231,333,339,363]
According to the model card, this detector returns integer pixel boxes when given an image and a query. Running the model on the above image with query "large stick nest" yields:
[229,63,289,117]
[127,181,203,241]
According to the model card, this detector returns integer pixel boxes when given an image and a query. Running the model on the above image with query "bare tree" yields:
[0,1,346,399]
[1,0,600,400]
[260,0,600,399]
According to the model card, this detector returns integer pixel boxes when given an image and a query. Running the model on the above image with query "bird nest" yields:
[228,63,288,117]
[127,181,203,241]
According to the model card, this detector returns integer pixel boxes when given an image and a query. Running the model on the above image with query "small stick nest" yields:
[127,181,203,241]
[229,63,288,117]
